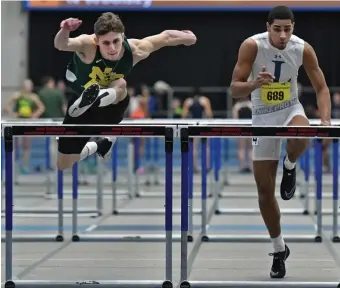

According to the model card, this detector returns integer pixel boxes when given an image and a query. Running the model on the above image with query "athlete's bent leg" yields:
[280,115,310,200]
[68,79,127,117]
[57,137,116,170]
[253,139,290,279]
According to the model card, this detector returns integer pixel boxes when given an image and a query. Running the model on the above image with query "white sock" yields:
[80,141,98,161]
[98,88,117,107]
[271,234,285,253]
[284,155,296,170]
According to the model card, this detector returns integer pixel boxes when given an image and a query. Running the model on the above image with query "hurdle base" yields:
[215,208,308,216]
[113,208,202,215]
[332,236,340,243]
[1,208,99,214]
[314,209,337,215]
[5,280,173,288]
[201,234,320,243]
[1,234,64,243]
[136,192,204,199]
[74,233,183,242]
[180,280,340,288]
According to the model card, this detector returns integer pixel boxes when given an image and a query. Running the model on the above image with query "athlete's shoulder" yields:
[289,34,305,46]
[249,31,269,41]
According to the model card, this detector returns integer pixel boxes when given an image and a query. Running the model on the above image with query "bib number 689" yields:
[267,91,284,101]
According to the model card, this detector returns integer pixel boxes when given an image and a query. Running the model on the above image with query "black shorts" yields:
[58,95,130,154]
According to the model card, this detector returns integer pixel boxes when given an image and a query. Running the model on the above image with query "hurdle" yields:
[3,123,173,288]
[111,119,205,217]
[202,119,340,216]
[178,124,340,288]
[192,122,339,243]
[0,159,99,218]
[0,157,103,243]
[76,126,185,243]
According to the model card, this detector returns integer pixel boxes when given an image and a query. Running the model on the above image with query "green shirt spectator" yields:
[38,76,66,119]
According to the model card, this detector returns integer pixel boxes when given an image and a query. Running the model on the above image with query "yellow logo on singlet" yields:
[84,66,124,89]
[261,82,291,105]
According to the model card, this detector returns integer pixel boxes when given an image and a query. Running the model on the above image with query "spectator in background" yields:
[182,88,213,173]
[172,98,183,118]
[4,79,45,174]
[152,80,171,118]
[129,85,149,174]
[38,76,67,169]
[321,92,340,173]
[332,92,340,119]
[38,76,67,119]
[232,97,253,173]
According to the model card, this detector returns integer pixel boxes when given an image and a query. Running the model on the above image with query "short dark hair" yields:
[267,6,294,25]
[41,76,54,86]
[94,12,125,36]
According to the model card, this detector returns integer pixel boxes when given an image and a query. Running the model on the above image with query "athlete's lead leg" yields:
[281,115,310,200]
[68,78,127,117]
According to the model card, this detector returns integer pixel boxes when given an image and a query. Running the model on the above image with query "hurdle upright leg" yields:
[95,155,104,217]
[332,139,339,242]
[180,128,189,282]
[201,138,208,241]
[302,147,310,214]
[315,139,323,242]
[72,163,80,241]
[165,128,174,281]
[112,141,118,213]
[4,127,14,281]
[188,138,194,241]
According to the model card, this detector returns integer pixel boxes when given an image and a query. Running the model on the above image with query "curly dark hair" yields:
[94,12,125,36]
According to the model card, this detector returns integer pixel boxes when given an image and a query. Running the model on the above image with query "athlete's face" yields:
[96,32,124,61]
[267,19,294,50]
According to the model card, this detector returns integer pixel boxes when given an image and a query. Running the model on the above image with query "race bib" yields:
[261,82,291,105]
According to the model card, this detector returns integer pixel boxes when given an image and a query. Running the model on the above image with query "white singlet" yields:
[249,32,308,160]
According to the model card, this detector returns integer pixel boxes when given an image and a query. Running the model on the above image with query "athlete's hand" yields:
[181,30,197,46]
[60,18,82,32]
[254,66,275,88]
[320,120,331,126]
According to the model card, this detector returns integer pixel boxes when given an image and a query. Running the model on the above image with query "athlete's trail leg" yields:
[254,160,281,238]
[254,160,290,278]
[281,115,310,200]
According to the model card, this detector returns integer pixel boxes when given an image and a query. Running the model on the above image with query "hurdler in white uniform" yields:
[250,32,307,160]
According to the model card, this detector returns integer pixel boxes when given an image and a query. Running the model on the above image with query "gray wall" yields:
[1,1,28,116]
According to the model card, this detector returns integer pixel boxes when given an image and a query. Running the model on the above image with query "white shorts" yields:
[252,103,308,161]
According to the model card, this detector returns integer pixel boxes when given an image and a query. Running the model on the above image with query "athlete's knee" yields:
[57,153,78,170]
[109,78,126,92]
[109,79,127,102]
[254,162,277,199]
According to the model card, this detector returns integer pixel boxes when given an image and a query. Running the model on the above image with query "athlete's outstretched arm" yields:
[54,18,92,54]
[129,30,197,64]
[54,32,88,52]
[230,39,258,98]
[303,42,331,124]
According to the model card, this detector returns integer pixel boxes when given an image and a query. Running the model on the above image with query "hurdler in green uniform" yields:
[66,37,133,97]
[54,12,196,170]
